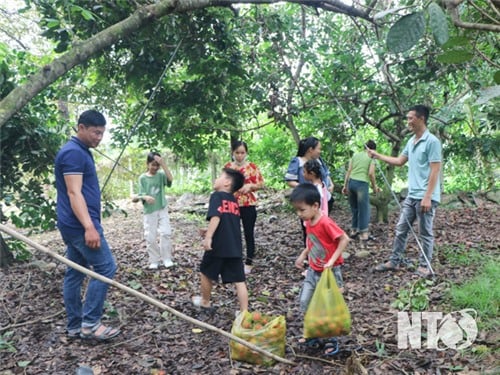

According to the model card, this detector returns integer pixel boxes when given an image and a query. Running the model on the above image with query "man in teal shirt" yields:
[369,105,442,277]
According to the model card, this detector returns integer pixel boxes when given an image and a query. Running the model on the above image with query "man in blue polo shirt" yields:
[369,105,442,277]
[55,109,120,340]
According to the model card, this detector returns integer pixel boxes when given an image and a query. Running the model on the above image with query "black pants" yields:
[240,206,257,265]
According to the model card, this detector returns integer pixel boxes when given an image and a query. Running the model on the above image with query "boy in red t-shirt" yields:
[290,183,350,355]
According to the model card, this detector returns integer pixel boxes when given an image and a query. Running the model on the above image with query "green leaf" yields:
[494,71,500,84]
[442,36,470,49]
[387,12,426,53]
[427,2,449,46]
[128,280,142,290]
[80,9,95,21]
[436,49,474,64]
[17,361,31,367]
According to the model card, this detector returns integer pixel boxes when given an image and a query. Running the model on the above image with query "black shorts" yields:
[200,253,245,283]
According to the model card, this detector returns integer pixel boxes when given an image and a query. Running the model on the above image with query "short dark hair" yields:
[231,140,248,153]
[303,159,323,179]
[222,168,245,193]
[365,140,377,150]
[289,183,321,206]
[147,151,161,163]
[408,105,430,123]
[78,110,106,127]
[297,136,319,157]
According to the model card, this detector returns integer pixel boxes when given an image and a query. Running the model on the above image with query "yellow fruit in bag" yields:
[303,269,351,339]
[230,310,286,366]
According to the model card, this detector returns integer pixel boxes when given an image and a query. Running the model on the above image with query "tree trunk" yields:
[0,233,14,268]
[370,192,392,223]
[371,161,400,223]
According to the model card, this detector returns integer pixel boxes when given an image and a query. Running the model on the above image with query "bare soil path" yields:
[0,193,498,374]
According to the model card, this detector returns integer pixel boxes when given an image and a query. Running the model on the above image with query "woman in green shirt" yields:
[342,140,380,242]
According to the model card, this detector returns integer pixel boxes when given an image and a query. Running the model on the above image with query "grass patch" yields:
[439,244,484,266]
[449,259,499,330]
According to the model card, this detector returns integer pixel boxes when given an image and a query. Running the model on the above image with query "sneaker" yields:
[163,259,175,268]
[148,262,159,270]
[192,296,202,307]
[244,264,252,275]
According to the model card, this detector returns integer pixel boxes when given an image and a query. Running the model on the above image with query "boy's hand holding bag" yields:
[303,268,351,338]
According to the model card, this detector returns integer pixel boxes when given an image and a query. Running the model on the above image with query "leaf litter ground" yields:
[0,193,498,374]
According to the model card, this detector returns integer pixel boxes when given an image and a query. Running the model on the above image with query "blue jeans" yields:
[299,267,343,313]
[347,179,370,233]
[61,228,117,332]
[389,197,438,268]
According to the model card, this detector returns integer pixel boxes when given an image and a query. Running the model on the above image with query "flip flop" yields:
[80,323,120,341]
[324,339,339,356]
[297,337,323,349]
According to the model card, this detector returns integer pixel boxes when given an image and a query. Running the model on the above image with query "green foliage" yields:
[0,331,16,353]
[0,43,67,230]
[245,125,296,189]
[449,260,499,328]
[375,339,386,357]
[392,279,433,311]
[439,244,484,267]
[470,344,493,360]
[7,240,32,262]
[386,12,426,53]
[0,0,498,234]
[428,2,449,46]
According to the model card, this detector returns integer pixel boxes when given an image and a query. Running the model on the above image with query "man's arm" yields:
[64,174,100,249]
[368,149,408,166]
[421,161,441,212]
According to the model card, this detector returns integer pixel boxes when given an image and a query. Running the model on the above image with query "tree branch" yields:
[467,0,500,25]
[444,0,500,32]
[0,0,376,128]
[214,0,374,21]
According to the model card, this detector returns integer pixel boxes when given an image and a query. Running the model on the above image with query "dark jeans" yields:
[240,206,257,265]
[61,228,117,333]
[347,179,370,233]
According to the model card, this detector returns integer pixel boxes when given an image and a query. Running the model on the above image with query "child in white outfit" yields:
[133,152,174,269]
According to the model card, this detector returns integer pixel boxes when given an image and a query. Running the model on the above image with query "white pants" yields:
[143,207,172,264]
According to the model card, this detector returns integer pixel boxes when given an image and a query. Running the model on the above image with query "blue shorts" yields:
[200,253,245,283]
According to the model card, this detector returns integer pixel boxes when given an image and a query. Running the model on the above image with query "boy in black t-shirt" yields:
[192,168,249,314]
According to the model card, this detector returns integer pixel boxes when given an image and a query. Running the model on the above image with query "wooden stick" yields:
[0,223,295,365]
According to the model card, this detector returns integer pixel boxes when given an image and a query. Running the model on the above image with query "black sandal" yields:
[324,339,339,356]
[297,337,323,349]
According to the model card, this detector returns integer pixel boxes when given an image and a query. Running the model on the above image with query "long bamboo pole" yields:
[0,223,295,366]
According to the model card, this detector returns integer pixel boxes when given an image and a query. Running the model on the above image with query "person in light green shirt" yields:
[132,152,174,270]
[342,140,380,242]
